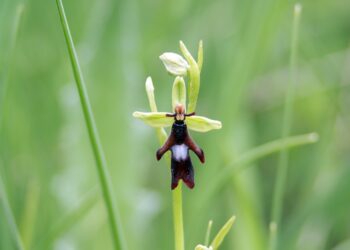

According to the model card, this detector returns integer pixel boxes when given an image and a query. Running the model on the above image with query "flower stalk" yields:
[144,76,185,250]
[134,41,222,250]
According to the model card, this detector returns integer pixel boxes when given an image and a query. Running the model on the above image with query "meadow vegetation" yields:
[1,0,350,249]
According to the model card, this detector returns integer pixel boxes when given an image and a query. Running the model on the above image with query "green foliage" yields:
[1,0,350,250]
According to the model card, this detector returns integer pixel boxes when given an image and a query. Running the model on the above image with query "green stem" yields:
[0,3,24,129]
[235,133,316,171]
[0,4,26,250]
[269,4,302,250]
[20,181,39,250]
[156,129,185,250]
[55,1,125,249]
[172,184,185,250]
[197,132,318,209]
[0,175,25,250]
[157,134,184,250]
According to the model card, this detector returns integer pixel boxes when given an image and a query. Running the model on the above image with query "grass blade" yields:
[0,3,26,250]
[0,3,25,133]
[55,1,126,249]
[0,175,25,250]
[20,181,40,250]
[269,4,302,250]
[197,132,318,208]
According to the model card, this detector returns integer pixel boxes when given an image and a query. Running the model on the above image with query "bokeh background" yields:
[1,0,350,249]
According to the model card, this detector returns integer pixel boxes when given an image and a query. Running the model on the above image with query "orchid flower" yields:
[133,41,222,189]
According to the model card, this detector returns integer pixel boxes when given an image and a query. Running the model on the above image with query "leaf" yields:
[186,116,222,132]
[133,112,173,128]
[210,216,236,250]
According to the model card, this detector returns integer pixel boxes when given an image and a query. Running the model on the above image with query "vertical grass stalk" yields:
[55,1,125,249]
[269,4,302,250]
[0,4,24,127]
[0,175,25,250]
[0,4,25,250]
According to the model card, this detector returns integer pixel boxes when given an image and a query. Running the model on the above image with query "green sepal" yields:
[179,41,200,113]
[186,116,222,132]
[133,112,173,128]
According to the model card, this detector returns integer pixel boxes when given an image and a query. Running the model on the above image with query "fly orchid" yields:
[133,41,222,189]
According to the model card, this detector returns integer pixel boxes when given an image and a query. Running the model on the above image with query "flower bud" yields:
[159,52,189,76]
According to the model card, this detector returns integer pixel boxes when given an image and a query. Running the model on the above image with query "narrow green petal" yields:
[145,77,158,112]
[179,41,198,71]
[133,111,173,128]
[143,77,168,142]
[197,40,203,72]
[179,41,200,113]
[172,76,186,111]
[210,216,236,250]
[205,220,213,246]
[186,116,222,132]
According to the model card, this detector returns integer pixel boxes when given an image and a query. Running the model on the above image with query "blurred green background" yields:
[1,0,350,249]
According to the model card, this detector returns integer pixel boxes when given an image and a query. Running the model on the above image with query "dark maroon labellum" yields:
[156,105,205,189]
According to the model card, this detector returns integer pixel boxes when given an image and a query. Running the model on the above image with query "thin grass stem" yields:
[269,4,302,250]
[197,132,317,208]
[19,181,39,250]
[0,175,25,250]
[0,4,26,250]
[55,1,125,249]
[0,3,24,137]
